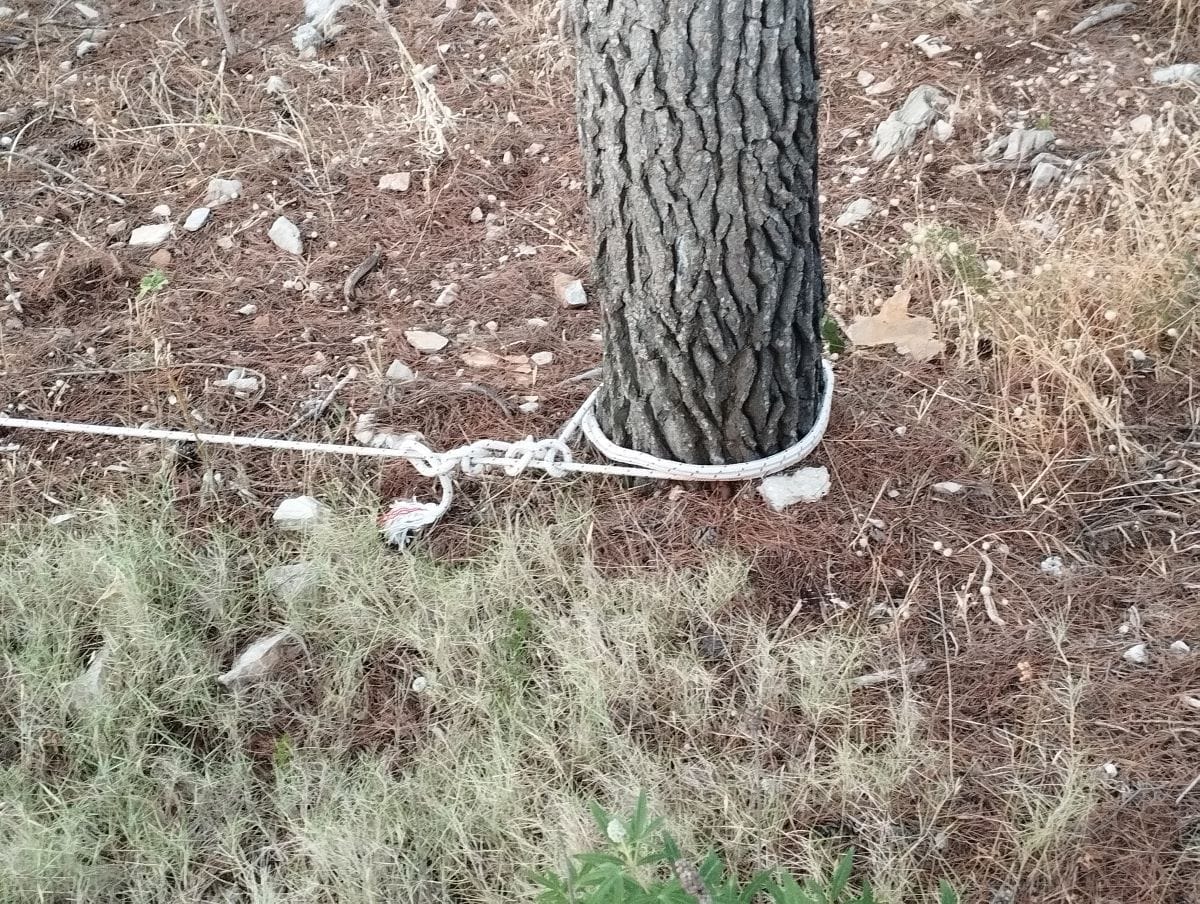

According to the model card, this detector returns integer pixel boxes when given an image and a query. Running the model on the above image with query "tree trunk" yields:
[572,0,826,465]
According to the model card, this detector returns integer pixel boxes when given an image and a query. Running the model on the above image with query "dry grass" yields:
[0,491,1118,902]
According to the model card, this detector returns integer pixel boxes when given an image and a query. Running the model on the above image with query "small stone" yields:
[488,72,507,85]
[217,236,235,250]
[0,6,13,17]
[857,70,875,87]
[214,368,260,394]
[865,78,895,96]
[1151,63,1200,86]
[836,198,874,228]
[1101,762,1119,777]
[1039,555,1066,577]
[272,495,328,531]
[411,675,429,692]
[433,283,458,307]
[404,329,450,353]
[236,303,258,316]
[502,150,514,165]
[265,75,288,95]
[268,216,303,255]
[1128,113,1153,135]
[530,351,553,366]
[984,127,1055,164]
[148,249,172,268]
[183,207,210,231]
[484,223,506,242]
[1070,1,1134,33]
[74,1,99,17]
[378,171,412,192]
[104,219,126,237]
[912,34,951,58]
[76,40,100,57]
[1122,643,1149,665]
[1029,160,1065,191]
[218,630,301,687]
[385,359,416,382]
[151,203,171,219]
[931,480,964,495]
[469,206,484,222]
[870,86,948,161]
[128,223,172,247]
[1170,640,1191,654]
[553,272,588,308]
[932,119,954,142]
[525,142,546,156]
[506,110,521,123]
[204,177,243,207]
[266,563,319,604]
[526,317,549,328]
[758,466,831,511]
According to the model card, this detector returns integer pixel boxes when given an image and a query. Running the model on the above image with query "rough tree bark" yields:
[571,0,826,465]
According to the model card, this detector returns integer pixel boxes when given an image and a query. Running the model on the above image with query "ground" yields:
[0,0,1199,901]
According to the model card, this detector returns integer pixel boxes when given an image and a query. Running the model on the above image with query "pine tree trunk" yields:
[571,0,826,465]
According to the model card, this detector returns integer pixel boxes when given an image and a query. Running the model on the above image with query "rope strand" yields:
[0,360,834,541]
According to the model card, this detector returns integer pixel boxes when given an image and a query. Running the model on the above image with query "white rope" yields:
[0,360,834,543]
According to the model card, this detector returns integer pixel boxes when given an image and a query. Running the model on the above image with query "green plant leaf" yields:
[938,880,960,904]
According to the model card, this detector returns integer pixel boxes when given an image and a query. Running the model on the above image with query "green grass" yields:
[0,494,1098,902]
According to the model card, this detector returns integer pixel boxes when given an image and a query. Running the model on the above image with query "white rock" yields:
[433,283,458,307]
[1070,1,1133,33]
[74,1,99,17]
[554,272,588,308]
[835,198,874,228]
[530,351,553,366]
[268,216,303,255]
[932,119,954,142]
[411,675,428,692]
[1170,639,1191,654]
[214,368,260,394]
[856,70,875,87]
[204,177,242,207]
[236,303,258,316]
[518,400,539,413]
[266,563,319,604]
[1101,762,1119,777]
[869,86,948,161]
[1122,643,1148,665]
[1029,159,1065,192]
[218,630,300,686]
[1128,113,1153,135]
[404,329,450,353]
[0,6,14,17]
[183,207,210,231]
[984,128,1054,164]
[378,171,412,192]
[931,480,964,495]
[1040,555,1066,577]
[128,223,172,247]
[1151,63,1200,85]
[469,206,484,222]
[912,34,951,58]
[292,21,323,53]
[265,75,288,95]
[76,40,100,57]
[272,495,328,531]
[151,203,171,219]
[385,359,416,381]
[865,78,895,96]
[758,466,831,511]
